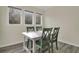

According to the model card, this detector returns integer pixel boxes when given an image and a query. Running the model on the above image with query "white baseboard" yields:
[58,40,79,47]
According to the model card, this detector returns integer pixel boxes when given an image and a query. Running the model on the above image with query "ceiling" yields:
[34,6,52,11]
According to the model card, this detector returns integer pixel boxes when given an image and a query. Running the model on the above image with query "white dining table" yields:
[22,31,42,53]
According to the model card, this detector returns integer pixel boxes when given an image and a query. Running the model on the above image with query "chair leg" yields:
[51,43,54,53]
[39,48,41,53]
[48,45,50,53]
[56,41,58,50]
[27,39,29,48]
[30,41,33,53]
[27,40,33,53]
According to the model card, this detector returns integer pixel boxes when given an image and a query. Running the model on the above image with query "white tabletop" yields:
[22,31,42,39]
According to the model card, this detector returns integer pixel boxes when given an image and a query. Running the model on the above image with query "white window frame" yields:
[8,6,22,25]
[24,11,34,26]
[35,14,42,26]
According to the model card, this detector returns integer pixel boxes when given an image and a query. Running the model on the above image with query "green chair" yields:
[36,28,52,53]
[26,27,35,52]
[51,27,60,52]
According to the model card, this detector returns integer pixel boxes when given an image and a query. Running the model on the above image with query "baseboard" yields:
[58,40,79,47]
[0,41,23,48]
[0,42,23,52]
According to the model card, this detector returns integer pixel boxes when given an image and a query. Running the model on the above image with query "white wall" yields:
[45,6,79,47]
[0,6,44,48]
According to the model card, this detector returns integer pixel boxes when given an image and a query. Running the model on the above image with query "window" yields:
[36,14,42,25]
[35,14,43,31]
[9,7,21,24]
[8,6,43,32]
[25,11,33,25]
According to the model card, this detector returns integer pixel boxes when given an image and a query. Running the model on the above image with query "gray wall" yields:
[44,6,79,47]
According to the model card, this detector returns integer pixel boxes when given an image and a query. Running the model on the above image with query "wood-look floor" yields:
[0,42,79,53]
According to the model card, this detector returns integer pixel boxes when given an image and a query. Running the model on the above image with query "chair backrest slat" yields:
[52,27,60,40]
[42,28,52,40]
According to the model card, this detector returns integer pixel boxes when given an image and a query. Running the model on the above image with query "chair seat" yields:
[36,39,49,46]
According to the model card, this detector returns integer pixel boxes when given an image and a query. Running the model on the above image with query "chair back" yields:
[52,27,60,40]
[36,26,42,31]
[26,27,35,32]
[42,28,52,41]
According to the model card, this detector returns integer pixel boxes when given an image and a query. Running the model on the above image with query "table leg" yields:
[29,40,31,50]
[23,36,30,53]
[33,40,36,53]
[23,36,26,50]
